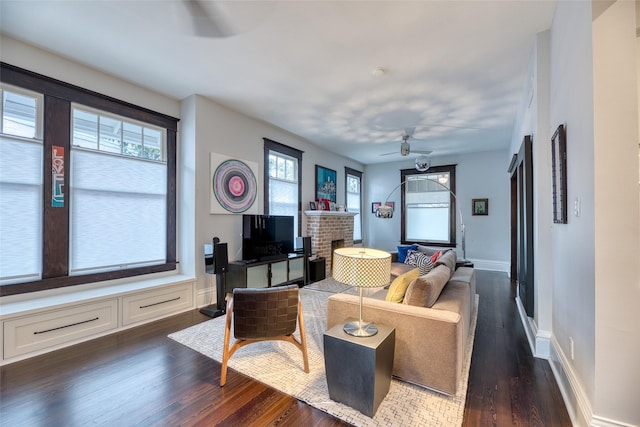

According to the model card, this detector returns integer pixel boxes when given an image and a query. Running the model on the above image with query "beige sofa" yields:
[326,249,476,395]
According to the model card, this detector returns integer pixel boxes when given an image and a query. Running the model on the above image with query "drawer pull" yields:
[34,317,100,335]
[139,296,180,309]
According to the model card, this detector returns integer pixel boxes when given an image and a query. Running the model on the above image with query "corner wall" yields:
[511,1,640,425]
[183,95,364,306]
[592,1,640,424]
[364,149,511,272]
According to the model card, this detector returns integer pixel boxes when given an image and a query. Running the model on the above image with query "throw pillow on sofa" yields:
[396,244,418,263]
[385,267,420,303]
[403,264,451,308]
[404,249,433,275]
[434,249,456,272]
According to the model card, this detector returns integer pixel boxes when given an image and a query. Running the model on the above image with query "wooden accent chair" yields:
[220,285,310,386]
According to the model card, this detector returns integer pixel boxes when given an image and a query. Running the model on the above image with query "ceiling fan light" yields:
[400,141,410,156]
[415,155,430,171]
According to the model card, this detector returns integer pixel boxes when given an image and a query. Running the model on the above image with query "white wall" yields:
[184,95,364,305]
[364,150,511,271]
[510,1,640,425]
[592,1,640,423]
[509,30,555,353]
[0,36,180,119]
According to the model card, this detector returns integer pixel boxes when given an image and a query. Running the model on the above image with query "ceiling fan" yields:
[379,133,432,157]
[182,0,272,38]
[184,0,235,38]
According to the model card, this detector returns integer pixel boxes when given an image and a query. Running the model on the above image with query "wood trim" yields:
[263,138,304,236]
[1,63,178,130]
[400,165,457,246]
[42,96,70,279]
[0,63,179,296]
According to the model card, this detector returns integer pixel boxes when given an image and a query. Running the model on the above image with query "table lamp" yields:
[332,247,391,337]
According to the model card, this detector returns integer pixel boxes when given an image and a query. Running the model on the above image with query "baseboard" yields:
[196,287,214,308]
[549,336,592,426]
[469,258,509,273]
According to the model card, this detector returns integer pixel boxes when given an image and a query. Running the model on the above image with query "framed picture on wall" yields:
[472,198,489,216]
[315,165,337,202]
[551,124,568,224]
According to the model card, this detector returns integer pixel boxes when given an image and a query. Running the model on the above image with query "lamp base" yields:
[343,321,378,337]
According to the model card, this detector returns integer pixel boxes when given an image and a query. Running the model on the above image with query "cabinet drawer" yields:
[122,283,193,326]
[3,300,118,359]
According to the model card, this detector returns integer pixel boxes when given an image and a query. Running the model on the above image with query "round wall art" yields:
[212,158,257,213]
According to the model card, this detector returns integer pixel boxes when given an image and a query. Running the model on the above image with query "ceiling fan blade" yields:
[185,0,235,38]
[404,127,416,137]
[412,150,433,155]
[379,151,399,156]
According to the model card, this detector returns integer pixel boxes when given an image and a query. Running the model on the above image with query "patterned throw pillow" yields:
[396,244,418,263]
[404,249,434,275]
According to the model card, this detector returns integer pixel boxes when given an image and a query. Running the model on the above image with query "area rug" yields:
[169,287,478,427]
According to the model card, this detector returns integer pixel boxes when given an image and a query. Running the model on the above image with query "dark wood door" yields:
[509,136,534,317]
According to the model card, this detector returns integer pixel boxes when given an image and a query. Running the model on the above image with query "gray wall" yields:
[364,149,511,272]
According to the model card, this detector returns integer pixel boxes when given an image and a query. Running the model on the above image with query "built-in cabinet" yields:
[226,255,305,291]
[1,277,195,365]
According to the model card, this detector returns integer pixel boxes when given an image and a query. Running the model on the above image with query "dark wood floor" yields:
[1,270,571,426]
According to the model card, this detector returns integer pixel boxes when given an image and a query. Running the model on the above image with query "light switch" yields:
[574,197,581,217]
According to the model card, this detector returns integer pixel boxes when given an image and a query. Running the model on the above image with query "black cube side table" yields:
[323,320,395,417]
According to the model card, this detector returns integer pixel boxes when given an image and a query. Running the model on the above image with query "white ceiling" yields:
[0,0,557,165]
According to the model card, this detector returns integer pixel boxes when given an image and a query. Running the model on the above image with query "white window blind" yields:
[0,86,43,285]
[268,151,298,239]
[405,173,451,243]
[346,173,362,241]
[69,149,167,274]
[0,137,43,284]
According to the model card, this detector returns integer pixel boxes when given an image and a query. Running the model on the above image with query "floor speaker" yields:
[301,236,312,258]
[214,242,228,274]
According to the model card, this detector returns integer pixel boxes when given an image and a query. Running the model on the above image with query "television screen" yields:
[242,215,294,262]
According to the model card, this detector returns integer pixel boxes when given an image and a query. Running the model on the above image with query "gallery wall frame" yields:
[551,124,568,224]
[472,198,489,216]
[315,165,337,202]
[371,202,393,213]
[210,153,259,214]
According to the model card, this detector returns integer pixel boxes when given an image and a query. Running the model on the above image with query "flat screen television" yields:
[242,215,294,262]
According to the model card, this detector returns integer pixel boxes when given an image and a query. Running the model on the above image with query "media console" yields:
[226,254,305,290]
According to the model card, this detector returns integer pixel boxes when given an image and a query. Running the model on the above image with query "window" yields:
[345,167,362,243]
[70,106,167,275]
[0,64,178,296]
[401,165,457,246]
[264,138,303,241]
[0,85,44,285]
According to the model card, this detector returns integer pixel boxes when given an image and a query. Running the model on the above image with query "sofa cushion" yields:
[434,249,456,273]
[417,245,452,256]
[396,244,418,263]
[403,264,451,308]
[390,262,417,279]
[404,249,433,275]
[385,267,420,303]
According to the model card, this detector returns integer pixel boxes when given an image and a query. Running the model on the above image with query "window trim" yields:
[400,165,457,247]
[0,63,178,297]
[344,166,363,244]
[1,83,44,140]
[263,138,303,236]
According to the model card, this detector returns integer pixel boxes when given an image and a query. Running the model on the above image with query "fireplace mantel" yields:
[303,211,357,217]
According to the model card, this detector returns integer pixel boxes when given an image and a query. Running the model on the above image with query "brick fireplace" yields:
[304,211,357,277]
